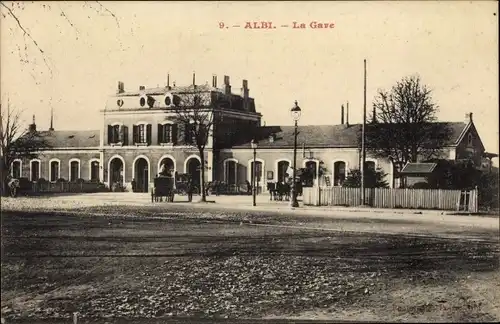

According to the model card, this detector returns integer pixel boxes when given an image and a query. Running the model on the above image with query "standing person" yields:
[187,176,193,202]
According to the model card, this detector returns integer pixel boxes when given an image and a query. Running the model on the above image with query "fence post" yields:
[317,182,321,206]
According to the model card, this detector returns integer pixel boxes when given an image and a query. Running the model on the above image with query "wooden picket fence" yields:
[303,187,478,212]
[32,182,105,194]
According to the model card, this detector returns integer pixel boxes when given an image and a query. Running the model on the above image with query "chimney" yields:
[465,112,473,124]
[165,74,172,90]
[346,101,350,127]
[139,85,145,91]
[212,75,217,88]
[371,104,378,123]
[241,79,249,111]
[117,81,125,94]
[29,114,36,132]
[341,104,345,124]
[224,75,231,95]
[49,106,54,131]
[192,72,196,87]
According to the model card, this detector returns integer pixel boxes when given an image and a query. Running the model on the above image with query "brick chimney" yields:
[241,79,249,111]
[166,74,171,90]
[117,81,125,94]
[465,112,473,124]
[346,101,350,127]
[139,85,145,91]
[224,75,231,95]
[212,75,217,88]
[341,104,345,124]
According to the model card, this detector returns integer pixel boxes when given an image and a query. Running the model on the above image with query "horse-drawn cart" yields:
[151,176,175,202]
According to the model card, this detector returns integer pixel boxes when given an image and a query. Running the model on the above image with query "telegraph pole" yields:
[361,59,367,206]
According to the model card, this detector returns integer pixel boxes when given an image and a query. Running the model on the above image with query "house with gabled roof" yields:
[10,75,494,193]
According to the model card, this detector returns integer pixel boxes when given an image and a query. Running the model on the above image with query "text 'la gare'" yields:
[243,21,335,29]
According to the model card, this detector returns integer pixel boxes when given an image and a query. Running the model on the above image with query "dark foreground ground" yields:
[1,206,499,323]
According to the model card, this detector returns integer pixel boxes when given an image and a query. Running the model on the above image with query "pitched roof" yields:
[230,122,468,149]
[400,163,438,174]
[37,130,100,148]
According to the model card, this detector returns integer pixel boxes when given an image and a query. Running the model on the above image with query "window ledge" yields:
[110,142,123,147]
[135,142,149,147]
[160,142,174,146]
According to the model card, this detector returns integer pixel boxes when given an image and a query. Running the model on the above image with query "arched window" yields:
[224,159,238,185]
[12,160,22,179]
[50,159,60,182]
[276,160,291,183]
[30,160,41,182]
[90,160,100,181]
[365,161,376,171]
[69,159,80,182]
[333,161,346,186]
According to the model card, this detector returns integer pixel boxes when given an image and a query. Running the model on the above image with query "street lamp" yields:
[290,101,301,208]
[251,139,258,206]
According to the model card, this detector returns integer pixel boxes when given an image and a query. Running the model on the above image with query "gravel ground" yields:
[2,208,499,323]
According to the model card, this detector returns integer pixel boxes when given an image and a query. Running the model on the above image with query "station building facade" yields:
[11,75,488,193]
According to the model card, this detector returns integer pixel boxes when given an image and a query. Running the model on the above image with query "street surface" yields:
[1,193,499,323]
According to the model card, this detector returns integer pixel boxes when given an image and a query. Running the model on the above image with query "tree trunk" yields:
[199,149,206,202]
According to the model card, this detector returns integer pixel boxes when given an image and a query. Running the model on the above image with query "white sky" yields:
[1,1,498,157]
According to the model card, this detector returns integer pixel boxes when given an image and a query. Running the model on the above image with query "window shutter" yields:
[133,125,138,144]
[123,126,129,145]
[157,124,162,144]
[107,125,112,144]
[118,125,124,143]
[177,123,185,144]
[172,124,178,145]
[146,124,152,145]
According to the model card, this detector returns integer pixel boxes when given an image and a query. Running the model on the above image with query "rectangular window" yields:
[163,124,172,143]
[12,161,21,179]
[50,161,59,182]
[31,161,40,181]
[138,124,146,143]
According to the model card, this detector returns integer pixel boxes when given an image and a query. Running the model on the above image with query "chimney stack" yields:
[224,75,231,95]
[341,104,345,124]
[49,106,54,131]
[346,101,350,127]
[29,114,36,132]
[117,81,125,94]
[465,112,473,124]
[372,104,377,123]
[139,85,145,91]
[241,79,249,111]
[166,74,171,90]
[212,75,218,88]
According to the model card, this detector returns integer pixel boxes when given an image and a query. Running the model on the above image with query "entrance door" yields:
[135,158,149,192]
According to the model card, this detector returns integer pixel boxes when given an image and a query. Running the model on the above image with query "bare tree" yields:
[171,87,216,202]
[364,75,452,173]
[1,1,119,77]
[0,100,51,195]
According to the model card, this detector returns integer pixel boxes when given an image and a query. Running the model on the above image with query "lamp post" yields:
[251,139,258,206]
[290,101,302,208]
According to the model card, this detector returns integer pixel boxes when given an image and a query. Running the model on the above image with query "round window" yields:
[139,97,146,107]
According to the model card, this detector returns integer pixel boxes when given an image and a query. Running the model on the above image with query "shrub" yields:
[56,178,67,183]
[111,182,126,192]
[37,178,47,184]
[411,182,430,189]
[75,178,85,184]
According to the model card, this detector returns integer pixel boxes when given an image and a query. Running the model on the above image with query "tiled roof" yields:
[37,130,100,148]
[231,122,467,149]
[400,163,438,174]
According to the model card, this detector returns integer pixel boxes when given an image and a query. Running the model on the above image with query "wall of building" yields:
[19,151,100,181]
[455,125,484,166]
[215,147,394,190]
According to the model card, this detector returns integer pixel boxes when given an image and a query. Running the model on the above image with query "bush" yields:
[111,182,126,192]
[75,178,85,184]
[56,178,67,183]
[37,178,47,184]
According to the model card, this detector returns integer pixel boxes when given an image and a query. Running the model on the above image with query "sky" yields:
[1,1,498,158]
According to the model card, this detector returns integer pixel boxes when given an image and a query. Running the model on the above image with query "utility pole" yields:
[361,59,367,206]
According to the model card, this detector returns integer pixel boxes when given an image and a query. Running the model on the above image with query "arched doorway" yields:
[109,157,124,185]
[158,157,175,177]
[186,156,201,194]
[277,160,290,183]
[134,157,149,192]
[304,160,318,187]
